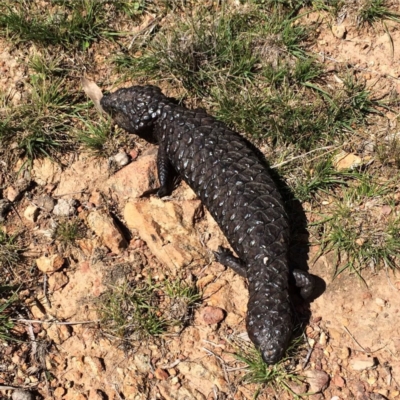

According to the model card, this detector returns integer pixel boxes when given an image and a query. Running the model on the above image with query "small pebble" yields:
[349,356,375,371]
[36,195,55,212]
[201,306,225,325]
[111,151,130,167]
[305,370,330,393]
[319,331,327,346]
[23,205,39,223]
[12,390,33,400]
[154,367,169,380]
[53,199,77,217]
[0,199,11,222]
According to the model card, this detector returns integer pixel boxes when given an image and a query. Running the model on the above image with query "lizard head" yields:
[100,85,164,140]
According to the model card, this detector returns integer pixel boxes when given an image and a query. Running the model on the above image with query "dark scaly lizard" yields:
[100,85,314,364]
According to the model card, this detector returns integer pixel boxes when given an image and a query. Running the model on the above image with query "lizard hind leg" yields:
[214,246,247,278]
[292,269,315,299]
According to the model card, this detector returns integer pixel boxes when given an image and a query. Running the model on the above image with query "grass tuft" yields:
[0,290,18,343]
[358,0,400,25]
[0,229,23,269]
[98,279,166,340]
[236,337,306,397]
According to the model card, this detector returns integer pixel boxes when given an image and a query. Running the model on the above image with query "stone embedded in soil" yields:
[53,199,77,217]
[87,211,127,254]
[11,389,33,400]
[349,355,376,371]
[0,199,11,221]
[124,197,204,271]
[155,367,169,380]
[200,306,225,325]
[23,204,39,222]
[53,387,65,398]
[106,153,158,198]
[36,194,55,212]
[48,271,69,291]
[332,24,347,39]
[32,158,62,186]
[110,151,130,167]
[304,370,330,393]
[36,254,65,273]
[85,356,105,374]
[333,152,362,171]
[6,179,30,202]
[46,324,71,345]
[332,374,346,387]
[88,389,106,400]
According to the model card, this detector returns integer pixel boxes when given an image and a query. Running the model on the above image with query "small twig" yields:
[202,347,231,388]
[343,326,367,352]
[43,274,51,309]
[160,359,181,369]
[53,191,85,198]
[343,326,386,354]
[384,260,399,291]
[302,333,314,370]
[26,323,37,363]
[271,145,340,169]
[203,339,225,348]
[0,385,17,390]
[15,318,100,325]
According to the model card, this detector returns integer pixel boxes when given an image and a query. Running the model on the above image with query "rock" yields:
[155,367,169,380]
[11,390,33,400]
[36,254,64,273]
[332,374,345,387]
[319,331,327,346]
[53,387,65,398]
[338,346,350,360]
[106,153,157,198]
[87,211,127,254]
[110,151,130,167]
[88,191,103,207]
[88,389,106,400]
[349,355,376,371]
[332,24,347,39]
[6,179,30,202]
[32,158,61,185]
[23,204,39,222]
[375,298,386,307]
[6,186,19,202]
[36,195,55,212]
[53,199,77,217]
[124,198,204,271]
[0,199,11,221]
[200,306,225,325]
[304,370,330,393]
[85,356,105,374]
[46,324,71,345]
[48,272,69,291]
[333,152,362,171]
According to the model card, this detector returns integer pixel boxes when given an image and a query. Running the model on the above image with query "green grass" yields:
[97,277,200,341]
[98,279,166,340]
[235,337,306,397]
[0,229,23,269]
[0,0,144,50]
[75,118,115,156]
[0,290,18,343]
[55,219,83,245]
[314,174,400,276]
[358,0,400,25]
